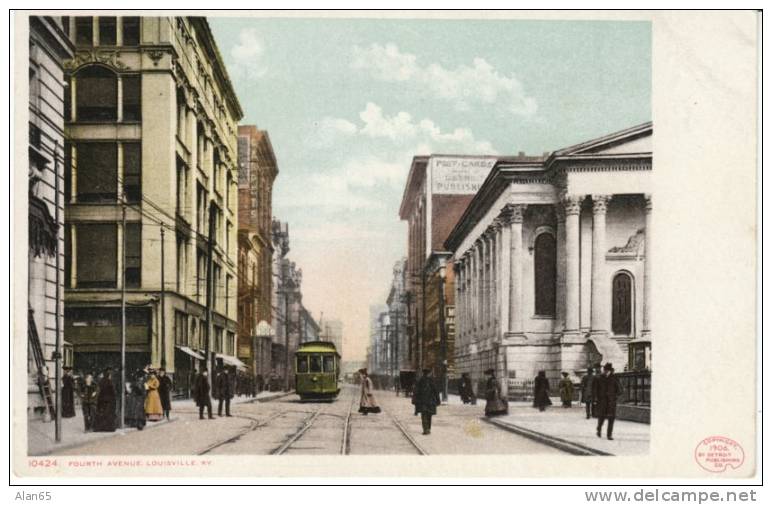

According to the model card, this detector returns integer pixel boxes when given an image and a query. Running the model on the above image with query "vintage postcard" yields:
[10,9,759,481]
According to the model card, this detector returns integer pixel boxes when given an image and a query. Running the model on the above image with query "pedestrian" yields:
[594,362,623,440]
[93,367,117,432]
[559,371,574,408]
[61,366,76,418]
[216,367,234,417]
[358,368,381,415]
[188,367,198,400]
[533,370,552,411]
[458,372,476,405]
[158,368,173,420]
[580,367,595,419]
[483,369,508,417]
[194,368,214,419]
[412,368,440,435]
[125,370,147,431]
[144,369,164,421]
[79,373,98,432]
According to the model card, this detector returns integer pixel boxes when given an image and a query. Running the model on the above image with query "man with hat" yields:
[61,366,76,418]
[579,367,596,419]
[593,362,623,440]
[158,367,173,420]
[194,367,214,420]
[412,368,440,435]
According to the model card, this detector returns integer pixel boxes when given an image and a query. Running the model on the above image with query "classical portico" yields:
[445,123,652,396]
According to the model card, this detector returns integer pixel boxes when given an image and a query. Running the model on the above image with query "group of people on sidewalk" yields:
[58,365,174,434]
[190,366,238,419]
[58,363,251,433]
[529,362,624,440]
[357,361,624,441]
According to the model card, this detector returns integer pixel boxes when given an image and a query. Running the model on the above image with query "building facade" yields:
[385,259,409,372]
[237,126,278,382]
[366,304,389,376]
[62,16,243,385]
[398,155,501,383]
[28,16,75,417]
[444,123,652,399]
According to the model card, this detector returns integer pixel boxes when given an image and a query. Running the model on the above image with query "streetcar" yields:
[294,341,341,401]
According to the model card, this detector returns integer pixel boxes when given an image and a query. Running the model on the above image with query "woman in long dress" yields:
[484,369,508,417]
[93,368,117,432]
[533,370,552,411]
[358,368,381,415]
[144,370,164,421]
[125,370,147,430]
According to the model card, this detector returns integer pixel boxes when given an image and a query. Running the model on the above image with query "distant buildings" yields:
[237,126,278,382]
[398,155,502,385]
[61,16,243,385]
[27,16,74,418]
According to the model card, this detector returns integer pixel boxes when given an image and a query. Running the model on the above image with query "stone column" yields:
[507,204,526,337]
[483,232,492,328]
[591,195,612,335]
[563,195,583,335]
[498,215,511,338]
[642,194,652,338]
[476,239,484,329]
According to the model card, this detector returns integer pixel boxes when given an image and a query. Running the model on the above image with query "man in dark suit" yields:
[412,368,441,435]
[216,367,234,417]
[593,362,623,440]
[194,368,214,420]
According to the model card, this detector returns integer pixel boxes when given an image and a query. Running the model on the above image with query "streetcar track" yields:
[389,411,429,455]
[271,410,322,455]
[341,393,356,455]
[197,412,285,455]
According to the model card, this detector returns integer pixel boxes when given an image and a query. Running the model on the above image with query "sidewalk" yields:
[445,393,650,456]
[27,390,292,456]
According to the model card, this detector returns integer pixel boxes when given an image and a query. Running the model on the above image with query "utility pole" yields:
[393,309,399,395]
[120,200,126,429]
[53,140,62,442]
[160,226,166,369]
[284,286,290,392]
[205,201,216,374]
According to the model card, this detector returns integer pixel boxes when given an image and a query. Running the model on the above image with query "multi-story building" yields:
[445,123,652,399]
[385,259,409,372]
[398,155,504,385]
[61,16,243,386]
[27,16,75,418]
[366,304,388,376]
[237,125,278,382]
[299,307,321,343]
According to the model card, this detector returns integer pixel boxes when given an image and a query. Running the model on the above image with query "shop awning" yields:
[176,345,205,360]
[217,354,248,369]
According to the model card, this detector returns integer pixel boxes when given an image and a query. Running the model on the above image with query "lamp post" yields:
[438,260,448,402]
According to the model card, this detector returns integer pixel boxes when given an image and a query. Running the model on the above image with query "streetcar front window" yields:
[296,356,309,373]
[323,355,335,373]
[310,355,322,373]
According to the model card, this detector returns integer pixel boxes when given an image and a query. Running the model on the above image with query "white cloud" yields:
[229,28,268,79]
[359,103,416,140]
[351,42,417,81]
[351,43,538,115]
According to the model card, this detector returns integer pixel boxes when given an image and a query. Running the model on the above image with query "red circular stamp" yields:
[694,436,745,472]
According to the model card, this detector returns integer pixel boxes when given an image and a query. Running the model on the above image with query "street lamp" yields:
[438,259,448,402]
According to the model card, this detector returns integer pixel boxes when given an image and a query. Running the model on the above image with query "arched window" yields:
[75,65,117,121]
[534,232,557,316]
[612,272,633,335]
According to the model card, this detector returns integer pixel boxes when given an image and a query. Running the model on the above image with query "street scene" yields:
[25,14,652,460]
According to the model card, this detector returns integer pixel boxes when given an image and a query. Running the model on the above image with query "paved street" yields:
[42,385,565,456]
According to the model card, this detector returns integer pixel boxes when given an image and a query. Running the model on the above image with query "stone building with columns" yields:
[62,16,243,382]
[444,123,652,397]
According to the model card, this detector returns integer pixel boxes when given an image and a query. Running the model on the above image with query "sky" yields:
[208,17,651,362]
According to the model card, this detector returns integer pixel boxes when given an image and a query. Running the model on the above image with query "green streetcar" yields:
[295,341,341,401]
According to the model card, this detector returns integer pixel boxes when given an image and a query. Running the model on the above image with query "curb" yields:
[31,417,180,457]
[483,417,612,456]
